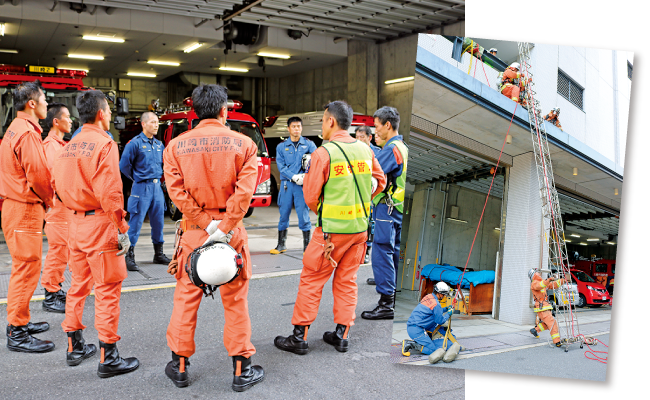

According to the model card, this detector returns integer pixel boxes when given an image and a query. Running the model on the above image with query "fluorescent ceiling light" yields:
[147,60,180,67]
[579,242,588,246]
[82,35,124,43]
[385,76,415,85]
[184,43,203,53]
[586,238,599,241]
[446,217,467,224]
[606,242,616,245]
[68,54,104,60]
[494,227,500,231]
[564,239,571,243]
[570,234,580,238]
[257,52,290,59]
[0,23,5,37]
[219,66,248,73]
[0,48,18,54]
[127,72,156,78]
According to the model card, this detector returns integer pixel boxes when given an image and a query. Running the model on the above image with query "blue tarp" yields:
[420,264,495,289]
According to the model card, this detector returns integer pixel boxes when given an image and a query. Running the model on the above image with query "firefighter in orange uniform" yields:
[52,90,139,376]
[0,81,55,353]
[500,62,524,103]
[163,84,264,392]
[274,101,386,355]
[40,103,74,314]
[528,268,564,347]
[544,107,563,130]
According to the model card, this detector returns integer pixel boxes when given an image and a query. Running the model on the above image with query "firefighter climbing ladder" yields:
[517,42,584,352]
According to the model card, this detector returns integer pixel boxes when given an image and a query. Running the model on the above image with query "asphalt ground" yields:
[0,265,465,399]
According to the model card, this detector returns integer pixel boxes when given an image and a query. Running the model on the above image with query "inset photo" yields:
[390,34,631,381]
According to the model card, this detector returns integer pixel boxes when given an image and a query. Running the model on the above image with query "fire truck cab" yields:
[118,98,272,221]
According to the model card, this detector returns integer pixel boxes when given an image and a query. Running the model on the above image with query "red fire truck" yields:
[119,98,272,220]
[573,259,616,295]
[0,64,89,219]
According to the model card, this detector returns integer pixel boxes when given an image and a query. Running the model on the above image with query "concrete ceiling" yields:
[411,73,623,207]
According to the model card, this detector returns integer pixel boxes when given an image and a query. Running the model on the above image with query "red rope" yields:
[456,103,518,291]
[578,334,609,364]
[481,60,491,88]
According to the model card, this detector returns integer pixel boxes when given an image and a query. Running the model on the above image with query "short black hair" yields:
[44,103,68,132]
[14,80,43,112]
[76,90,109,124]
[373,106,400,131]
[324,100,353,131]
[287,116,302,127]
[354,125,372,136]
[192,83,228,120]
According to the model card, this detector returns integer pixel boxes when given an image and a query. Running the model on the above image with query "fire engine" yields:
[118,98,272,220]
[0,64,89,218]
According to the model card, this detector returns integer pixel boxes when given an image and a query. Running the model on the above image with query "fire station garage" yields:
[0,0,464,209]
[396,36,626,329]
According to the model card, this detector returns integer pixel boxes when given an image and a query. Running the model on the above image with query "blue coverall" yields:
[372,135,405,296]
[71,126,114,140]
[366,143,381,251]
[119,132,166,246]
[406,294,456,354]
[276,136,317,232]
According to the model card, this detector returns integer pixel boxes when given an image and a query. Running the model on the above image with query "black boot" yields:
[323,324,350,352]
[153,243,172,265]
[302,230,311,253]
[57,283,67,302]
[530,328,539,338]
[66,330,97,366]
[366,278,376,285]
[26,321,50,334]
[43,289,66,313]
[165,351,190,388]
[125,246,139,271]
[270,230,288,254]
[97,341,140,378]
[361,293,395,320]
[232,355,265,392]
[274,325,310,355]
[6,324,55,353]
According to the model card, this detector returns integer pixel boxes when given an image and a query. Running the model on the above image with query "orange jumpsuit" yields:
[291,130,386,327]
[500,67,521,103]
[544,113,562,130]
[0,111,54,327]
[163,119,258,358]
[51,124,130,344]
[41,131,73,293]
[531,273,564,344]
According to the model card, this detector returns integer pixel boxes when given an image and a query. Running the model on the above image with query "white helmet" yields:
[528,268,537,281]
[510,62,520,70]
[552,107,560,115]
[489,48,498,54]
[186,242,242,297]
[433,281,451,296]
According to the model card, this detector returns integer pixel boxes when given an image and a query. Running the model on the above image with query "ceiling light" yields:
[147,60,180,66]
[506,134,512,144]
[68,54,104,60]
[219,67,248,73]
[257,52,290,59]
[385,76,415,85]
[0,48,18,54]
[0,23,5,37]
[573,167,578,176]
[606,241,616,245]
[82,35,124,43]
[579,242,588,246]
[494,227,501,231]
[184,43,203,53]
[564,239,571,243]
[446,217,467,223]
[570,234,581,238]
[586,238,599,241]
[127,72,156,78]
[614,188,619,195]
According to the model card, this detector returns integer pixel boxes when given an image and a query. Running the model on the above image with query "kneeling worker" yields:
[163,84,264,391]
[52,90,139,377]
[529,268,564,347]
[274,101,386,355]
[401,282,461,363]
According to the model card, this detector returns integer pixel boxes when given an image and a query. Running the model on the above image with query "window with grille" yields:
[557,70,584,110]
[628,62,633,80]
